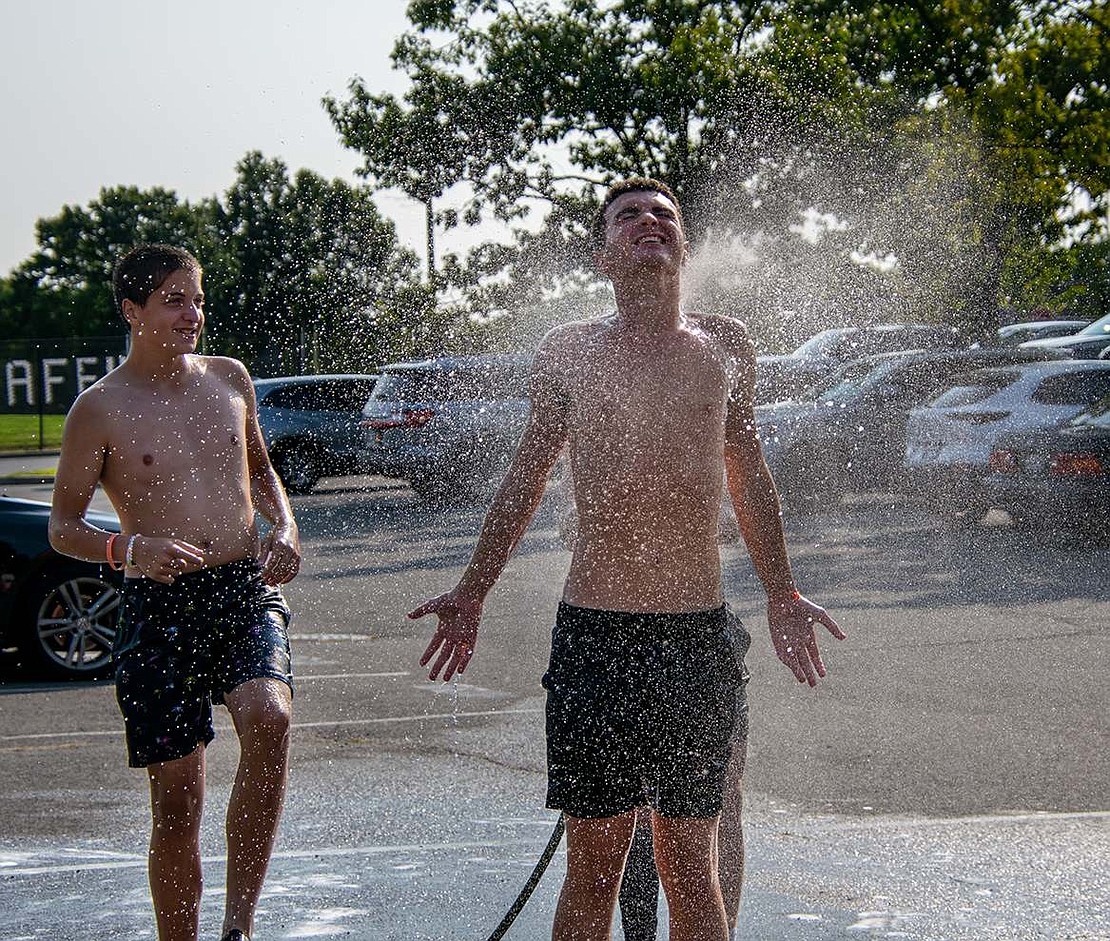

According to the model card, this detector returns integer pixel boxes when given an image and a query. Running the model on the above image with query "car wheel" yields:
[21,564,121,680]
[271,445,321,494]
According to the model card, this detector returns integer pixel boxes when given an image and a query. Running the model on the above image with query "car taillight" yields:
[988,449,1019,474]
[360,416,404,430]
[1049,452,1104,477]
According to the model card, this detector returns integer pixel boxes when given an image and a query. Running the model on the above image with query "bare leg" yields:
[718,738,747,936]
[147,746,206,941]
[221,678,292,939]
[553,812,637,941]
[618,807,659,940]
[653,815,728,941]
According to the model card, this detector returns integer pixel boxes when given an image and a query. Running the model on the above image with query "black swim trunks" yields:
[113,558,292,768]
[543,602,751,820]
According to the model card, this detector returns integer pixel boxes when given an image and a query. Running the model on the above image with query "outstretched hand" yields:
[409,588,483,682]
[768,592,845,686]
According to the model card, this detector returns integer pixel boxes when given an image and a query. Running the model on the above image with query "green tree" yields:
[0,186,221,340]
[215,151,430,373]
[333,0,1109,341]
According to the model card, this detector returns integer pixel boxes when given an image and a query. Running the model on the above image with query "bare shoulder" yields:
[536,318,606,364]
[688,313,755,360]
[201,355,254,394]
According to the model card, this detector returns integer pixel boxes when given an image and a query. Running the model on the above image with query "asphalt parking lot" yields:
[0,472,1107,940]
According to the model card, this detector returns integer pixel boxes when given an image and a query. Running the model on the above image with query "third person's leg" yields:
[618,807,659,940]
[717,738,747,939]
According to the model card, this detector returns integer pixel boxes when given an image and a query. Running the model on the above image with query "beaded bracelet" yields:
[125,534,139,568]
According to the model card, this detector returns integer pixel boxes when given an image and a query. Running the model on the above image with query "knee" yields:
[150,780,203,835]
[239,694,292,748]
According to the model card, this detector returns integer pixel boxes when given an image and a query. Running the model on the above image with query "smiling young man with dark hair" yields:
[50,243,301,941]
[411,179,843,940]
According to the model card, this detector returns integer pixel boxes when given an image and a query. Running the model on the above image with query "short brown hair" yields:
[591,177,684,249]
[112,244,202,318]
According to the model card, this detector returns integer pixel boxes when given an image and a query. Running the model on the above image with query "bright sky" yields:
[0,0,458,276]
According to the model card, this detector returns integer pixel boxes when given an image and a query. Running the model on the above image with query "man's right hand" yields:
[409,588,483,682]
[132,536,206,584]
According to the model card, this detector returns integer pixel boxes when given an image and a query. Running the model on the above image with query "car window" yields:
[878,362,957,403]
[928,370,1020,407]
[373,365,529,403]
[793,330,849,358]
[1076,313,1110,337]
[1031,371,1110,406]
[805,360,882,403]
[260,380,375,411]
[1071,394,1110,429]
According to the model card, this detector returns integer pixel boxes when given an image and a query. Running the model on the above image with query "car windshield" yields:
[372,364,529,403]
[928,369,1020,407]
[801,360,888,404]
[793,330,850,358]
[1077,313,1110,337]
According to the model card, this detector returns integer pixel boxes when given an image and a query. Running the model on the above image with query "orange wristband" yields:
[106,534,124,571]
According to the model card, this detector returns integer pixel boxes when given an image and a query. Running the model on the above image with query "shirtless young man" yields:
[49,244,301,941]
[410,179,843,941]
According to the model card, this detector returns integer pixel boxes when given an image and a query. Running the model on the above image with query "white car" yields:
[903,359,1110,514]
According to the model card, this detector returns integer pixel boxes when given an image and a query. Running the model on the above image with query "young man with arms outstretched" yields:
[411,179,843,941]
[50,244,301,941]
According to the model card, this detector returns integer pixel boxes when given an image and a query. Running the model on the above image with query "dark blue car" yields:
[0,496,122,679]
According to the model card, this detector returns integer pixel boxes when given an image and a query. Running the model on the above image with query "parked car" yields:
[360,354,532,499]
[254,374,380,494]
[756,323,967,403]
[757,347,1064,509]
[0,496,122,679]
[984,395,1110,535]
[1019,312,1110,359]
[995,319,1092,346]
[903,360,1110,516]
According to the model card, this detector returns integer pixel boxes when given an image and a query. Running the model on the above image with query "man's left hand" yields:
[260,522,301,585]
[767,592,845,686]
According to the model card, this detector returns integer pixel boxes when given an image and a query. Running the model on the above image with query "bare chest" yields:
[568,342,730,436]
[104,392,248,486]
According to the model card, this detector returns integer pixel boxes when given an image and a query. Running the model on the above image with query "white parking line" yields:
[1,835,559,877]
[0,707,543,743]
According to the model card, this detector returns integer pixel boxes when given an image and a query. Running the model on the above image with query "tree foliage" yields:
[328,0,1109,343]
[0,155,432,373]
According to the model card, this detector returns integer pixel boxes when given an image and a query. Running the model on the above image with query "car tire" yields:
[19,563,121,680]
[271,444,321,495]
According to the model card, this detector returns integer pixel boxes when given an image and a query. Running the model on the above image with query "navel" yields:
[142,454,154,466]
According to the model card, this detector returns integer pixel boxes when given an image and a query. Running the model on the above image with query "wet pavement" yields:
[0,473,1107,939]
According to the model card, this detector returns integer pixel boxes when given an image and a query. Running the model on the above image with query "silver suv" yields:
[255,374,380,494]
[360,354,532,499]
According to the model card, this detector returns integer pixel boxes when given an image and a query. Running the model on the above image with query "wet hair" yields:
[591,177,684,249]
[112,244,202,321]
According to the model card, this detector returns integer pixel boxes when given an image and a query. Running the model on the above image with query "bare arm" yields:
[49,394,118,563]
[234,360,300,585]
[409,343,570,680]
[722,329,845,685]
